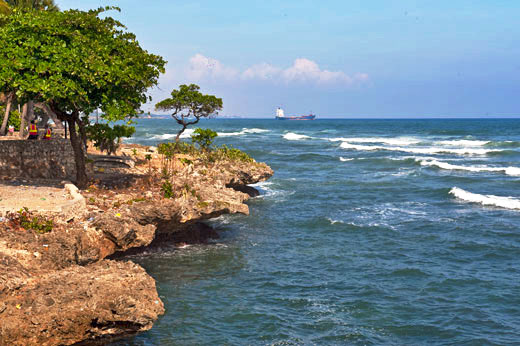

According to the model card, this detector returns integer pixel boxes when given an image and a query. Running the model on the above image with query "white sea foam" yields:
[339,157,354,162]
[449,187,520,210]
[329,137,420,146]
[437,140,490,147]
[283,132,311,141]
[339,142,502,155]
[218,128,269,136]
[327,217,344,225]
[150,129,195,140]
[417,159,520,176]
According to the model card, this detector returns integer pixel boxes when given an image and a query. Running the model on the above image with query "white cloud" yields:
[242,63,282,80]
[187,53,238,81]
[185,54,368,86]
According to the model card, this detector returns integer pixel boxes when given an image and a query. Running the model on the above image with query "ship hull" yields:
[276,114,316,120]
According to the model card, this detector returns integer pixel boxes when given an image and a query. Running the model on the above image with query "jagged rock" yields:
[0,144,274,345]
[0,260,163,346]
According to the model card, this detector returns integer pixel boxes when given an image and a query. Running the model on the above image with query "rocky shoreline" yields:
[0,144,273,345]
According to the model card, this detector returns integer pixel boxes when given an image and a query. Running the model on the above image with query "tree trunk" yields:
[175,125,187,143]
[0,93,13,135]
[19,100,35,138]
[19,103,28,138]
[34,102,64,129]
[67,117,88,189]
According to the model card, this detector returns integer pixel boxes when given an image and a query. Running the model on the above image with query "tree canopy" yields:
[155,84,223,142]
[5,0,58,11]
[0,7,166,187]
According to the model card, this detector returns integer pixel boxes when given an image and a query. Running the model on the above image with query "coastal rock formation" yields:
[0,260,163,346]
[0,144,273,345]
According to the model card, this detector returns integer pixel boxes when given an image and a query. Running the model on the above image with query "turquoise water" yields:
[113,119,520,345]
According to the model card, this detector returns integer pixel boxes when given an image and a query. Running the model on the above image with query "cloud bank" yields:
[186,54,368,86]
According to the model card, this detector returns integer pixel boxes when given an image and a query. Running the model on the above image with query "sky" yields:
[56,0,520,118]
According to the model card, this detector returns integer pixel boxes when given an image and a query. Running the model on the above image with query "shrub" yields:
[7,208,54,233]
[161,180,174,198]
[210,145,254,163]
[86,123,136,155]
[8,109,21,131]
[191,128,218,151]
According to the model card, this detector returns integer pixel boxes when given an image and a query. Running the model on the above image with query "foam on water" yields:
[339,157,354,162]
[418,159,520,176]
[283,132,311,141]
[340,142,503,155]
[450,187,520,210]
[218,128,269,136]
[328,137,421,146]
[436,139,490,146]
[150,128,195,140]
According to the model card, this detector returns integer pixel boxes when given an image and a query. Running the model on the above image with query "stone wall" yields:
[0,139,75,180]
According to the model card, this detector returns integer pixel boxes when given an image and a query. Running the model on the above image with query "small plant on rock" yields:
[161,180,174,199]
[7,208,54,234]
[191,128,218,151]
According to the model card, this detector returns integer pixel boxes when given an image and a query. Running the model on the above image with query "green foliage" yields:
[158,141,197,157]
[155,84,223,142]
[5,0,58,11]
[0,7,165,186]
[191,128,218,150]
[86,123,135,155]
[161,180,174,199]
[8,109,21,131]
[179,157,193,165]
[15,207,53,233]
[210,145,254,163]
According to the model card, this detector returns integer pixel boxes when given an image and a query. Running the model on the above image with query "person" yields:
[7,125,14,136]
[44,125,52,140]
[28,120,38,140]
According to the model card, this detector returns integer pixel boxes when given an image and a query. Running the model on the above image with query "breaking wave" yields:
[218,128,269,136]
[436,139,490,146]
[449,187,520,210]
[283,132,311,141]
[339,142,504,156]
[417,159,520,176]
[329,137,421,146]
[339,157,354,162]
[150,129,195,140]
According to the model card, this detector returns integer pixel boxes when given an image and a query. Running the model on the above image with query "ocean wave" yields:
[326,217,344,225]
[283,132,311,141]
[418,159,520,176]
[436,140,490,147]
[485,140,520,148]
[339,157,354,162]
[329,137,420,146]
[218,128,269,136]
[339,142,503,155]
[449,187,520,210]
[150,129,195,140]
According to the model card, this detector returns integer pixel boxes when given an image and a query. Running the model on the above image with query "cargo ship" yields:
[275,108,316,120]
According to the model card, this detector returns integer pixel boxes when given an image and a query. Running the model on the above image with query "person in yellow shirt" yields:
[28,120,38,140]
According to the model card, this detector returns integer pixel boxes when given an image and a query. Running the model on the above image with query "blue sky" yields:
[56,0,520,118]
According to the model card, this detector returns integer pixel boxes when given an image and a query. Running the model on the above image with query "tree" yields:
[155,84,223,142]
[1,0,59,137]
[5,0,58,11]
[0,7,165,187]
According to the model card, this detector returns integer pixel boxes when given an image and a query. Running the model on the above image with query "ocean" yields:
[112,118,520,345]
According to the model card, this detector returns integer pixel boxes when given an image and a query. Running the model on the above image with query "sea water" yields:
[112,118,520,345]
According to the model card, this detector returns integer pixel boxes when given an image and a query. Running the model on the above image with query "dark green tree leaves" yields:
[0,8,166,187]
[155,84,223,142]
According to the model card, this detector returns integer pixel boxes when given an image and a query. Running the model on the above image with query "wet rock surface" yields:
[0,144,273,345]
